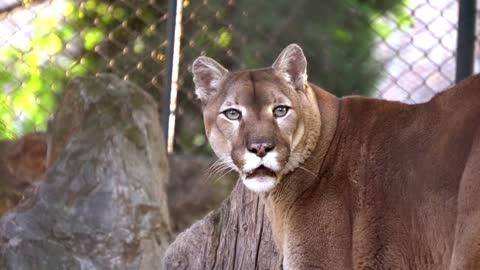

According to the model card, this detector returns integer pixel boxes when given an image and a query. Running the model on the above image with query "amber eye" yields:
[273,106,289,118]
[223,109,241,120]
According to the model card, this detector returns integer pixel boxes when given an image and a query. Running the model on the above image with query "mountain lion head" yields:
[192,44,321,193]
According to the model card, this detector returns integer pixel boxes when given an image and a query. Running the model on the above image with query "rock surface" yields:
[0,74,172,270]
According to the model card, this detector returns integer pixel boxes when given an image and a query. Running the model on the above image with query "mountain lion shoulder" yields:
[192,44,480,269]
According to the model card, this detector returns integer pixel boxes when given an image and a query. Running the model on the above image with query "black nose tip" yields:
[248,143,274,157]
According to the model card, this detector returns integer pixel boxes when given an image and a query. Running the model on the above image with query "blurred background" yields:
[0,0,479,156]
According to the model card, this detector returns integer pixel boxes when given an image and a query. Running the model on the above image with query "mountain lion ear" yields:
[272,44,307,91]
[192,56,228,103]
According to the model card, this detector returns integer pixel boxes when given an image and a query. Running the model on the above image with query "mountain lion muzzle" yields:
[192,44,480,269]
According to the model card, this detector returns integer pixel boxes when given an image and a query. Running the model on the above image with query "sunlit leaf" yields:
[63,0,75,16]
[371,17,391,38]
[60,26,75,41]
[217,30,231,48]
[23,52,41,68]
[42,33,64,55]
[13,89,36,112]
[31,13,60,37]
[134,38,145,53]
[85,0,97,11]
[83,28,104,50]
[0,47,22,63]
[23,76,42,94]
[394,7,413,28]
[70,63,89,76]
[15,61,38,77]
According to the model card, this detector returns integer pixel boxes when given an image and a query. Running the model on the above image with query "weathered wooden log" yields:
[164,181,281,270]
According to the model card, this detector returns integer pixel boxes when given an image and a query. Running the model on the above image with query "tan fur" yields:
[194,44,480,269]
[0,132,47,215]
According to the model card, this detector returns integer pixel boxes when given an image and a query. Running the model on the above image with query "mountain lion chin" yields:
[242,176,277,193]
[241,166,278,193]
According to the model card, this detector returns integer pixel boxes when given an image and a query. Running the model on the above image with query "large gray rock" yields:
[0,74,172,270]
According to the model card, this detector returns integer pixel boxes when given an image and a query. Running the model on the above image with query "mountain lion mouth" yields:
[246,165,276,179]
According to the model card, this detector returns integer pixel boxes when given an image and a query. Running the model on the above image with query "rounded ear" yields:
[272,44,307,91]
[192,56,228,103]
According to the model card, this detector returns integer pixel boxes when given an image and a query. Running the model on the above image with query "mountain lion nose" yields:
[247,142,274,158]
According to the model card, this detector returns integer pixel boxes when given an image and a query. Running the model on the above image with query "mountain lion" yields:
[192,44,480,269]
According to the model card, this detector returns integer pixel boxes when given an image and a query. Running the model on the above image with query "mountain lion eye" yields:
[273,106,289,118]
[223,109,241,120]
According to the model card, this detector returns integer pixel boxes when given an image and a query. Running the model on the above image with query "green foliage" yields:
[0,0,88,139]
[179,0,410,98]
[0,0,411,156]
[176,0,410,154]
[0,0,164,139]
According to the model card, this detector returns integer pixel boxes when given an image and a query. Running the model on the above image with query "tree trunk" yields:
[164,182,281,270]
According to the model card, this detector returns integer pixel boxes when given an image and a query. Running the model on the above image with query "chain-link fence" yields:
[0,0,478,155]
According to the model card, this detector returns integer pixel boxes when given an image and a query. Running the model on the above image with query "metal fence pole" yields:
[162,0,183,153]
[455,0,477,83]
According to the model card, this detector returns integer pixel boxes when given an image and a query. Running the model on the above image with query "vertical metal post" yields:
[455,0,476,83]
[162,0,183,153]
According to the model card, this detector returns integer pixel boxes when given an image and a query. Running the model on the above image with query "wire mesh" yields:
[374,0,459,103]
[0,0,168,138]
[0,0,478,155]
